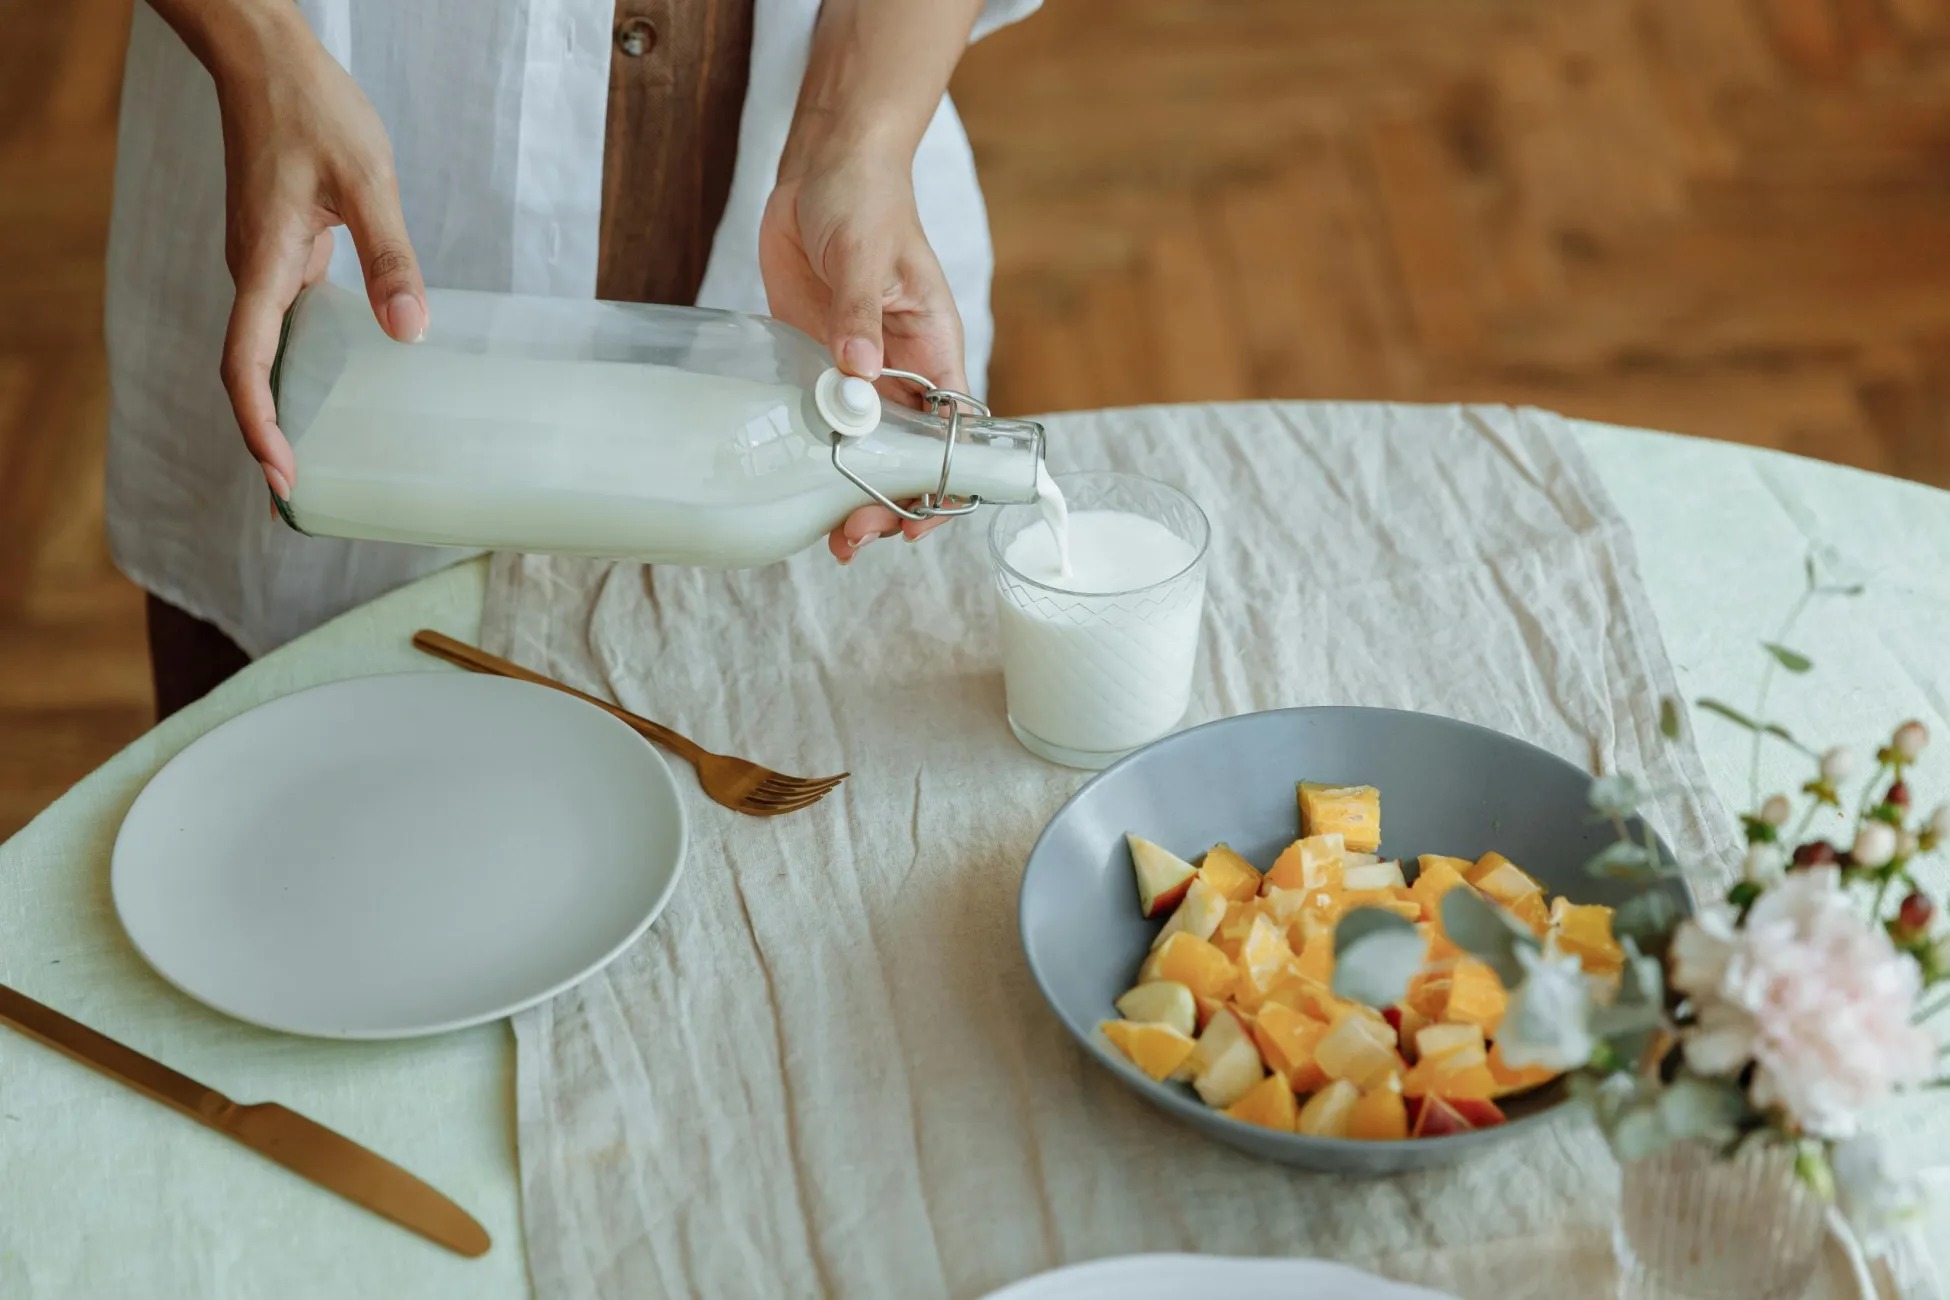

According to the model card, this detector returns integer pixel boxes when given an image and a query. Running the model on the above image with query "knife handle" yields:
[0,984,234,1126]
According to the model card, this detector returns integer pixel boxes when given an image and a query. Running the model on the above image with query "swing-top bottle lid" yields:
[815,367,881,439]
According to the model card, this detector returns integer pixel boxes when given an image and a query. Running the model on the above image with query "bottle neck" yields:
[839,403,1045,518]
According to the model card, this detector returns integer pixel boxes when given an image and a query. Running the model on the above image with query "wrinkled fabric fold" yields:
[483,401,1738,1300]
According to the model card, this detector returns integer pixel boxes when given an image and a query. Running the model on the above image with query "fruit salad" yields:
[1100,781,1623,1140]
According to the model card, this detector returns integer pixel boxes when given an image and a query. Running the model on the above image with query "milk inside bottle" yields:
[269,283,1046,566]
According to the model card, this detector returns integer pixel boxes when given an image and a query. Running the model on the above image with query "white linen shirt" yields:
[104,0,1036,656]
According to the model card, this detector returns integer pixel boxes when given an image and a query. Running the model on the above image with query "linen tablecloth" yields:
[482,402,1742,1299]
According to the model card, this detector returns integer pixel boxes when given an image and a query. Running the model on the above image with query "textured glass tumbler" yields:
[1614,1140,1829,1300]
[988,471,1210,769]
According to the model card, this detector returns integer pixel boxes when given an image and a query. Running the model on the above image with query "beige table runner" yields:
[481,402,1738,1299]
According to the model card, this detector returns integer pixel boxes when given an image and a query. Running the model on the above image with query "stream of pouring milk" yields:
[998,480,1204,755]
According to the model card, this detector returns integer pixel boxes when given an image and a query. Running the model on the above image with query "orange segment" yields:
[1143,932,1237,1001]
[1465,850,1518,886]
[1265,834,1345,892]
[1471,853,1544,910]
[1347,1082,1410,1141]
[1240,914,1297,992]
[1550,897,1625,973]
[1314,1013,1404,1090]
[1294,934,1335,985]
[1444,959,1509,1035]
[1248,1003,1327,1084]
[1408,857,1471,923]
[1100,1020,1196,1081]
[1488,1043,1561,1097]
[1297,783,1381,853]
[1296,1078,1361,1137]
[1341,889,1423,921]
[1509,890,1551,937]
[1200,843,1263,902]
[1222,1073,1298,1132]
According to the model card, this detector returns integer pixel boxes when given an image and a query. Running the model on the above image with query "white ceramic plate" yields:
[980,1255,1456,1300]
[112,673,688,1038]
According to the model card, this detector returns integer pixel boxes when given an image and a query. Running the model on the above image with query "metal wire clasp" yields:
[828,368,992,522]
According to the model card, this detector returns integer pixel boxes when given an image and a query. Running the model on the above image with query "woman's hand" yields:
[760,153,968,563]
[155,0,426,501]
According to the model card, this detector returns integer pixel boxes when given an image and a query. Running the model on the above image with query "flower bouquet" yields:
[1333,564,1947,1298]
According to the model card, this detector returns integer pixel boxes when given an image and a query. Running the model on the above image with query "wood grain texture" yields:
[10,0,1950,834]
[596,0,753,305]
[954,0,1950,485]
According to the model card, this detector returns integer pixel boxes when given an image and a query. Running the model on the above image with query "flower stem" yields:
[1749,591,1813,810]
[1871,872,1894,923]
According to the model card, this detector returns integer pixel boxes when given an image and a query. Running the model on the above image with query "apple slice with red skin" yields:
[1128,835,1198,918]
[1411,1094,1508,1137]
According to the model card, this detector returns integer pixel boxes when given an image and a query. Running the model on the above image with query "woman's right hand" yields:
[161,1,426,500]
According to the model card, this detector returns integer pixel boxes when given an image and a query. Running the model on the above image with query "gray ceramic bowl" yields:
[1018,706,1689,1174]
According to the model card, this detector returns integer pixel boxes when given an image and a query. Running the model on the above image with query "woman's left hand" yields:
[759,155,967,563]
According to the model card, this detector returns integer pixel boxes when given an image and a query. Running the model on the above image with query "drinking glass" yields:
[1614,1139,1829,1299]
[987,471,1209,769]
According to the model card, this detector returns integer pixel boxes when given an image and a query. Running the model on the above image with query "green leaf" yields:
[1697,697,1761,731]
[1659,697,1682,741]
[1697,699,1812,754]
[1613,891,1682,944]
[1586,840,1659,882]
[1588,775,1642,819]
[1763,643,1813,673]
[1330,908,1426,1009]
[1439,887,1537,988]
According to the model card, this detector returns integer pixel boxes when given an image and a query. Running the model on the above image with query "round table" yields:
[3,410,1948,1298]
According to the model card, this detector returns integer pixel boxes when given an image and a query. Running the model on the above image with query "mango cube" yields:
[1298,783,1381,853]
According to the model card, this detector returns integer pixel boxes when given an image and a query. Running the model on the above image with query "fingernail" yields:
[385,293,428,342]
[842,338,878,378]
[264,464,291,500]
[849,530,882,550]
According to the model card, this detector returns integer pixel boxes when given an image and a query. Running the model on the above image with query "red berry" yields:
[1792,840,1838,867]
[1888,781,1912,810]
[1899,892,1935,935]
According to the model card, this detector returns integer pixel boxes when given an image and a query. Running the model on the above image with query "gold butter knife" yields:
[0,983,490,1258]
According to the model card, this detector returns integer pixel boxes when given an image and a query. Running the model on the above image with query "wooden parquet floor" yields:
[8,0,1950,835]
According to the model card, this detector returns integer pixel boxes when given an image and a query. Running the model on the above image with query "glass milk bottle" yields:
[268,282,1046,566]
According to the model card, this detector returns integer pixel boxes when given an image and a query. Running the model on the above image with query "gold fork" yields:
[412,630,846,816]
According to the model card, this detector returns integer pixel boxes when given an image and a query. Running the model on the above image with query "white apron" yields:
[103,0,1037,656]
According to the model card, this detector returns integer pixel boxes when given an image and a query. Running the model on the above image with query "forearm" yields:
[780,0,985,179]
[145,0,311,80]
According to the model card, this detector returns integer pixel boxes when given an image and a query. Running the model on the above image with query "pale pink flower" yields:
[1669,868,1937,1137]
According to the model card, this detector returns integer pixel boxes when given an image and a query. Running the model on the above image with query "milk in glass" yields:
[992,473,1207,764]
